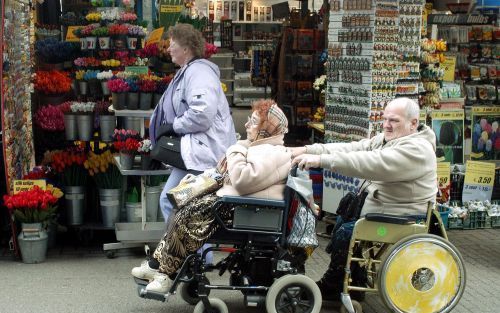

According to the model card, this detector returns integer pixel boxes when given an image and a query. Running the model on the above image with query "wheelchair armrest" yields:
[220,195,285,208]
[364,213,416,225]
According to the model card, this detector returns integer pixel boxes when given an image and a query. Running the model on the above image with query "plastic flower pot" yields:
[139,92,152,110]
[127,36,138,50]
[101,81,110,96]
[79,81,88,96]
[127,92,139,110]
[99,115,116,142]
[111,92,127,110]
[86,36,97,50]
[98,37,110,49]
[76,113,94,141]
[63,113,78,140]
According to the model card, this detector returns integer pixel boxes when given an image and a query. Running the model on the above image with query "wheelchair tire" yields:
[180,278,210,305]
[378,234,466,313]
[265,274,322,313]
[340,300,363,313]
[193,298,228,313]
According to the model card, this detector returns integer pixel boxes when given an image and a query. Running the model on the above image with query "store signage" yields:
[470,107,500,161]
[428,14,497,25]
[440,56,456,82]
[462,161,495,202]
[159,0,183,29]
[145,27,164,46]
[13,180,46,194]
[431,110,464,164]
[66,26,83,42]
[437,162,451,203]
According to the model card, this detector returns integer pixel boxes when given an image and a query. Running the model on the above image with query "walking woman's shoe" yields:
[131,260,159,281]
[145,273,172,293]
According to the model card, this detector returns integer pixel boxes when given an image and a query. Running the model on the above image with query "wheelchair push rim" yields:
[266,274,322,313]
[378,234,466,313]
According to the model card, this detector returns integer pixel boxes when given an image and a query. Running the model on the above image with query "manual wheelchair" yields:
[338,203,466,313]
[134,167,322,313]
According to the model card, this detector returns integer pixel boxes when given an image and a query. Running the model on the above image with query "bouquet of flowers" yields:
[58,101,72,114]
[95,100,112,115]
[121,12,138,23]
[91,0,114,7]
[138,75,157,93]
[138,139,152,155]
[112,129,141,154]
[127,25,146,37]
[138,43,159,58]
[84,150,122,189]
[204,42,218,59]
[107,78,130,93]
[313,75,327,94]
[108,24,129,36]
[35,23,61,38]
[71,101,96,113]
[91,26,109,37]
[3,185,62,224]
[34,71,72,95]
[50,148,88,186]
[81,24,99,37]
[23,166,54,180]
[35,38,77,63]
[74,57,101,68]
[85,12,102,23]
[35,105,65,131]
[126,77,140,93]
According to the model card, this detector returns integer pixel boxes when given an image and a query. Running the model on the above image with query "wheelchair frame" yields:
[340,203,466,313]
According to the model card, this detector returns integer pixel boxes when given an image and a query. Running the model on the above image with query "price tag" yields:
[462,161,495,202]
[437,162,451,202]
[440,56,456,82]
[66,26,83,42]
[13,180,46,194]
[145,27,164,46]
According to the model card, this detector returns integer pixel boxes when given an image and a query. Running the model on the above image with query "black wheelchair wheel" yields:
[180,277,210,305]
[266,274,322,313]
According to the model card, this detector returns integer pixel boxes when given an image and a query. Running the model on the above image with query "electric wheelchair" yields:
[134,166,323,313]
[338,203,466,313]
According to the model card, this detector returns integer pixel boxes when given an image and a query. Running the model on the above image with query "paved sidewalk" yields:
[0,225,498,313]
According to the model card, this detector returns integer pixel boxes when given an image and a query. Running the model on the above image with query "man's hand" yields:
[292,154,321,171]
[289,146,307,158]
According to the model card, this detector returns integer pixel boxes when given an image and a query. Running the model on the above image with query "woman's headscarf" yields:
[253,100,288,140]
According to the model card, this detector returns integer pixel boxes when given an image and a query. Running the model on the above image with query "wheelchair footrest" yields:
[136,285,170,302]
[364,213,416,225]
[134,277,149,286]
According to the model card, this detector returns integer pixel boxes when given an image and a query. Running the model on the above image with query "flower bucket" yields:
[63,113,78,141]
[99,189,122,228]
[127,36,138,50]
[80,38,87,51]
[153,93,162,109]
[79,81,88,96]
[86,36,97,50]
[88,79,101,95]
[99,115,116,142]
[119,152,134,170]
[76,113,94,141]
[17,223,48,264]
[126,202,142,222]
[123,117,142,133]
[141,154,152,170]
[139,93,152,110]
[98,36,110,49]
[111,92,127,110]
[101,81,110,96]
[145,185,162,222]
[127,92,139,110]
[64,186,86,226]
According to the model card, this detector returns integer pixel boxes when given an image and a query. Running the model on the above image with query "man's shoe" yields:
[146,273,172,293]
[131,260,159,281]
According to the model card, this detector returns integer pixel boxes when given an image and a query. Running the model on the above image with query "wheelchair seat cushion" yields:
[364,213,417,225]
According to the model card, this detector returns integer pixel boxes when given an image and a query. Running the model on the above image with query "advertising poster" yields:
[159,0,184,29]
[470,106,500,161]
[431,110,464,164]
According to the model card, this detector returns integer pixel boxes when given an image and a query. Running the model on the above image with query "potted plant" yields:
[112,129,141,170]
[92,26,110,49]
[3,185,62,263]
[33,70,72,105]
[138,75,157,110]
[107,78,130,110]
[50,148,88,225]
[97,70,114,96]
[138,138,152,170]
[96,100,116,141]
[70,101,96,141]
[85,150,123,227]
[125,77,140,110]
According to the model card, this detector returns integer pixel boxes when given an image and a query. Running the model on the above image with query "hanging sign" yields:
[428,14,497,25]
[159,0,184,29]
[470,106,500,161]
[431,110,464,164]
[66,26,83,42]
[125,66,149,75]
[145,27,164,46]
[440,56,456,82]
[13,180,46,194]
[462,161,495,202]
[437,162,451,203]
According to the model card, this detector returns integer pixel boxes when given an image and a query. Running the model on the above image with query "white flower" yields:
[71,101,96,113]
[313,75,327,91]
[97,70,113,80]
[138,139,152,153]
[135,57,149,66]
[100,8,121,21]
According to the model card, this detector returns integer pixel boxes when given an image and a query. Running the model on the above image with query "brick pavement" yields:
[310,223,500,313]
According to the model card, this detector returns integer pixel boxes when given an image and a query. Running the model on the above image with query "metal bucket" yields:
[18,223,48,264]
[63,114,77,141]
[119,152,134,170]
[123,116,142,133]
[99,188,122,228]
[139,93,152,110]
[112,92,127,110]
[99,115,116,142]
[76,114,94,141]
[126,202,142,222]
[65,186,85,225]
[145,185,162,222]
[127,92,139,110]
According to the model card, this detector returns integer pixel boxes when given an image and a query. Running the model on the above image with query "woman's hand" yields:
[289,146,307,158]
[292,154,321,171]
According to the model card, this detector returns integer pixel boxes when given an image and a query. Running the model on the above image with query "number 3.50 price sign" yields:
[462,161,495,203]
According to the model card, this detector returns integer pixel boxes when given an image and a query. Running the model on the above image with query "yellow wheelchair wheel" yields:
[378,234,466,313]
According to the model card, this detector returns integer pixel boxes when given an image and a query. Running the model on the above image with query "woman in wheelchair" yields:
[132,99,293,293]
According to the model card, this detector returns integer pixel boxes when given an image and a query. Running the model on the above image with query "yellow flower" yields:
[221,82,227,93]
[47,184,64,199]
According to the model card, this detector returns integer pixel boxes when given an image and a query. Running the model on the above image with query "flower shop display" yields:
[107,78,130,110]
[113,129,141,170]
[109,24,129,49]
[85,150,123,227]
[35,105,65,132]
[51,148,88,225]
[71,101,96,141]
[138,138,152,170]
[83,70,101,95]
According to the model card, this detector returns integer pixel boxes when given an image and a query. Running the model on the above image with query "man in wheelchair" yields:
[292,98,466,313]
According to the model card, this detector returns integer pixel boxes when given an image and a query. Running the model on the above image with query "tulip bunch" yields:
[204,42,218,59]
[34,71,72,95]
[138,43,159,58]
[112,129,141,154]
[127,24,146,37]
[23,166,54,180]
[51,149,88,186]
[84,150,122,189]
[3,186,60,223]
[138,75,158,93]
[107,78,130,93]
[109,24,129,36]
[121,12,137,23]
[86,12,101,22]
[35,105,65,131]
